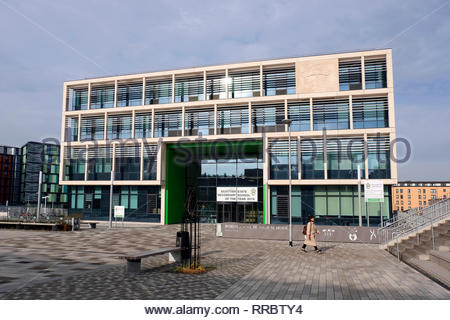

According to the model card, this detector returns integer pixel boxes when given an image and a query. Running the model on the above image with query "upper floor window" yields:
[145,78,172,105]
[339,60,362,91]
[80,116,104,141]
[352,96,388,129]
[90,84,114,109]
[107,114,132,140]
[217,106,249,135]
[365,57,387,89]
[154,110,182,137]
[367,135,390,179]
[228,70,260,99]
[175,75,204,102]
[252,103,285,133]
[68,87,88,111]
[263,66,295,96]
[313,98,349,130]
[288,100,310,131]
[184,108,215,136]
[135,112,152,138]
[206,72,227,100]
[117,82,142,107]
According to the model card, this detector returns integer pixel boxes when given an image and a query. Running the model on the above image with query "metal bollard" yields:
[72,217,75,231]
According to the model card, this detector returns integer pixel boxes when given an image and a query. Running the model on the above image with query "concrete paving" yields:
[0,225,448,300]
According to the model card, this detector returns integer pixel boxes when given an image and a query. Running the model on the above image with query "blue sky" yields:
[0,0,449,180]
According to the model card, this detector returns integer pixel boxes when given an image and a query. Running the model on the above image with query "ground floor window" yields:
[270,185,391,226]
[68,185,161,222]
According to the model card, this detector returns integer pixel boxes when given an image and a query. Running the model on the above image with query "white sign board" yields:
[114,206,125,219]
[217,187,258,202]
[364,180,384,203]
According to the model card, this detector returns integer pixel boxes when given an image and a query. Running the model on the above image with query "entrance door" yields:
[217,203,234,223]
[236,203,258,223]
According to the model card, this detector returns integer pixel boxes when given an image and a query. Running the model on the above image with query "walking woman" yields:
[301,216,322,253]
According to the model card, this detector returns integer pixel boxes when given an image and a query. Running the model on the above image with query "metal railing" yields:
[378,198,450,259]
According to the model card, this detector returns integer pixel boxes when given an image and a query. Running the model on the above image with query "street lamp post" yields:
[109,170,114,228]
[281,118,293,247]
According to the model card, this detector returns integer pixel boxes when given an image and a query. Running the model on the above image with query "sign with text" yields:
[114,206,125,219]
[364,180,384,203]
[217,187,258,202]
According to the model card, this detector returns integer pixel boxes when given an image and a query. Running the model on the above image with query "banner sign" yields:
[114,206,125,218]
[217,187,258,202]
[364,180,384,203]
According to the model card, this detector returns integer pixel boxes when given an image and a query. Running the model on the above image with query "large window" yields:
[368,136,391,179]
[87,147,112,180]
[217,106,249,134]
[327,138,364,179]
[64,147,85,181]
[263,66,296,96]
[352,96,388,128]
[90,84,114,109]
[68,87,88,111]
[154,111,182,137]
[80,116,105,141]
[228,70,260,98]
[65,117,79,142]
[313,98,349,130]
[185,108,214,136]
[143,144,158,180]
[270,185,391,226]
[288,100,310,131]
[117,82,142,107]
[135,112,152,138]
[301,139,324,179]
[107,114,132,140]
[252,103,285,133]
[365,57,387,89]
[206,72,226,100]
[269,139,298,179]
[145,78,172,105]
[115,145,140,180]
[339,60,362,91]
[175,76,204,102]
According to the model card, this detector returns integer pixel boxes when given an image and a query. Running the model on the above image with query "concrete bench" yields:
[118,247,181,273]
[80,222,97,229]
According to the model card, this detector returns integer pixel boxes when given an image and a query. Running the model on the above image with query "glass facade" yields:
[69,185,161,222]
[68,88,88,111]
[115,146,140,180]
[301,139,324,179]
[368,136,391,179]
[154,111,182,137]
[269,139,298,179]
[288,100,310,131]
[117,82,142,107]
[64,147,85,181]
[339,60,362,91]
[81,116,104,141]
[263,67,296,96]
[87,147,112,180]
[252,103,286,133]
[217,106,249,134]
[352,96,388,129]
[206,73,227,100]
[90,85,114,109]
[135,112,152,138]
[228,70,260,98]
[184,108,215,136]
[185,146,264,224]
[313,98,349,130]
[270,185,391,226]
[107,114,132,140]
[365,58,387,89]
[327,138,364,179]
[175,76,204,102]
[145,79,172,105]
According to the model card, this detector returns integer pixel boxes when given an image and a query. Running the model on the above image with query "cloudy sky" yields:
[0,0,449,180]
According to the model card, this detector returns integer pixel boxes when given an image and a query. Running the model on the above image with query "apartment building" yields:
[392,181,450,212]
[60,49,397,225]
[20,142,68,208]
[0,146,21,205]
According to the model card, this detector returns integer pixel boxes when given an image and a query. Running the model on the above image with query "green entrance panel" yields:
[165,140,263,225]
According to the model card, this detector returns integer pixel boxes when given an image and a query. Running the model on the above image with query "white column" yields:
[140,141,144,181]
[214,104,217,135]
[171,74,175,103]
[181,106,185,136]
[203,70,207,101]
[142,77,146,106]
[132,110,136,139]
[151,108,155,138]
[104,112,108,140]
[248,102,252,134]
[87,82,91,110]
[260,65,263,96]
[309,98,313,131]
[84,145,89,181]
[284,99,288,131]
[225,68,229,99]
[364,132,369,180]
[77,114,81,142]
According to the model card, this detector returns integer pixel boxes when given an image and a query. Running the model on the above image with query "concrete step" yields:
[407,258,450,289]
[429,250,450,269]
[439,245,449,252]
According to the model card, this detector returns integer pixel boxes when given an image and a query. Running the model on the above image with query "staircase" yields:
[378,199,450,289]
